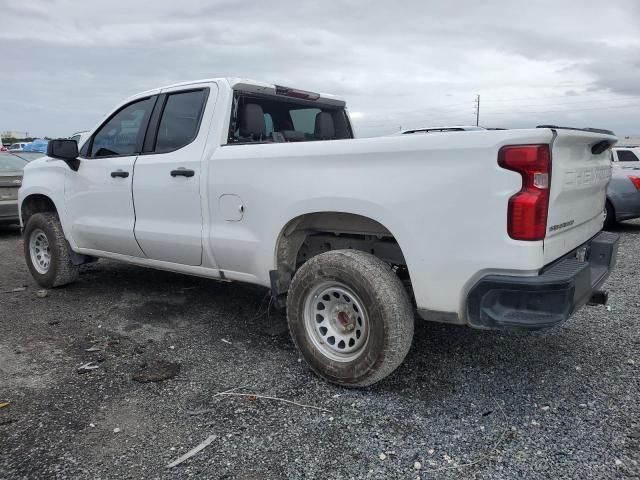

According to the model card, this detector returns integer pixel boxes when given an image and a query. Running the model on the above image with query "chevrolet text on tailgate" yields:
[18,78,620,386]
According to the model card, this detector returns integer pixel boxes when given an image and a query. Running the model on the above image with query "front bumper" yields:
[466,231,619,330]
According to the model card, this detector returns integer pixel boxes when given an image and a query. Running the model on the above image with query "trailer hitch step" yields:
[587,290,608,306]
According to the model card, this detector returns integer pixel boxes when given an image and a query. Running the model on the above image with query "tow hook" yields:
[588,290,608,306]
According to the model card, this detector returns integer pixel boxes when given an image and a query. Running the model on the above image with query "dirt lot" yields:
[0,223,638,479]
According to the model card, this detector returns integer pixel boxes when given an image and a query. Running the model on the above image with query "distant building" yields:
[1,131,30,140]
[618,135,640,147]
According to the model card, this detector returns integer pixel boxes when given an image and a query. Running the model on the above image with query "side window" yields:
[617,150,640,162]
[155,90,207,153]
[90,97,154,157]
[289,108,321,135]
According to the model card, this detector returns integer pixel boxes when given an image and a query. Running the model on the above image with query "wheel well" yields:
[21,194,57,225]
[271,212,411,300]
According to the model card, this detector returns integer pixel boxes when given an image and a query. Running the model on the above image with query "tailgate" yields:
[544,129,617,263]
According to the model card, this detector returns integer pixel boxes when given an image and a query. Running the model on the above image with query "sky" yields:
[1,0,639,139]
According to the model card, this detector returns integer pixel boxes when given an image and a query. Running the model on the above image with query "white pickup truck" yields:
[19,78,620,386]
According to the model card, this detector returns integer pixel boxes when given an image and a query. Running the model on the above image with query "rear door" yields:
[132,84,215,266]
[544,129,617,262]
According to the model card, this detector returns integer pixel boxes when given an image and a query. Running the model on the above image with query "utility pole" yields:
[474,94,480,126]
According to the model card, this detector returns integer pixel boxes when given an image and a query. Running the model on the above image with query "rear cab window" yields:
[227,87,353,144]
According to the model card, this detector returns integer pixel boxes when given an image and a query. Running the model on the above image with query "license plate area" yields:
[0,187,18,201]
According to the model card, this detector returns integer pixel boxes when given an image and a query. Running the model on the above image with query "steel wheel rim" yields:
[29,229,51,274]
[303,281,369,362]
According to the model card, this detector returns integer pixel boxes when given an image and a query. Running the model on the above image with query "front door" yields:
[65,96,156,257]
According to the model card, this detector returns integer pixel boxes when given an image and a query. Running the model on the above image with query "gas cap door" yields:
[219,194,245,221]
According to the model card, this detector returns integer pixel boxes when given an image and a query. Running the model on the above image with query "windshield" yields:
[0,155,28,172]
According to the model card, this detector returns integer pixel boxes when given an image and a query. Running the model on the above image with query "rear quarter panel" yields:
[207,129,555,316]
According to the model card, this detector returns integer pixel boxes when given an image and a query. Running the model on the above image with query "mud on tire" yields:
[286,249,414,387]
[23,212,79,288]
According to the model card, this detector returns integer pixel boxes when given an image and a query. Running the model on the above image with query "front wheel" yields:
[23,212,79,288]
[287,250,414,387]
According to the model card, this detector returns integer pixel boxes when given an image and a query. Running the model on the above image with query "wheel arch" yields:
[21,193,59,226]
[271,211,412,302]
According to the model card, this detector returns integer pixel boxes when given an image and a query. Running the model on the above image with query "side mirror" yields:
[47,139,80,171]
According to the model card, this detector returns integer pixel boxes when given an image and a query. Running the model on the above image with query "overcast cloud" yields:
[1,0,639,138]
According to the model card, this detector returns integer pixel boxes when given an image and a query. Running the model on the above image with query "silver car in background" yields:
[69,130,90,147]
[0,153,29,225]
[605,166,640,228]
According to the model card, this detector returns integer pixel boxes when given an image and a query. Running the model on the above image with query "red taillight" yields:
[498,144,551,241]
[628,176,640,190]
[275,85,320,101]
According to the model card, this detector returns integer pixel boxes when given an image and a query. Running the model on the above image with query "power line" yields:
[482,101,640,116]
[474,91,631,105]
[355,90,640,121]
[354,99,640,126]
[353,101,640,133]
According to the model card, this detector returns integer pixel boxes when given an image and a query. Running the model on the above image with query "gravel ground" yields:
[0,223,638,479]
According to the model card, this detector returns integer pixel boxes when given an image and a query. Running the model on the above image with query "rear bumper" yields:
[466,231,619,330]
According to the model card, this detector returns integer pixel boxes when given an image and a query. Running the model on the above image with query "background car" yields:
[611,146,640,168]
[0,153,28,225]
[8,142,29,152]
[605,166,640,228]
[69,131,90,147]
[23,139,49,153]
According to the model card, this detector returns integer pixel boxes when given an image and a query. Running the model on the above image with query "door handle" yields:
[110,170,129,178]
[170,168,195,178]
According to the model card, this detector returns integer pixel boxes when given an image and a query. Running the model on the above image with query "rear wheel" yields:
[287,250,414,387]
[604,200,615,229]
[24,212,79,288]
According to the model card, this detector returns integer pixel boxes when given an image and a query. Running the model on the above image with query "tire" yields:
[604,200,615,230]
[23,212,79,288]
[287,249,414,387]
